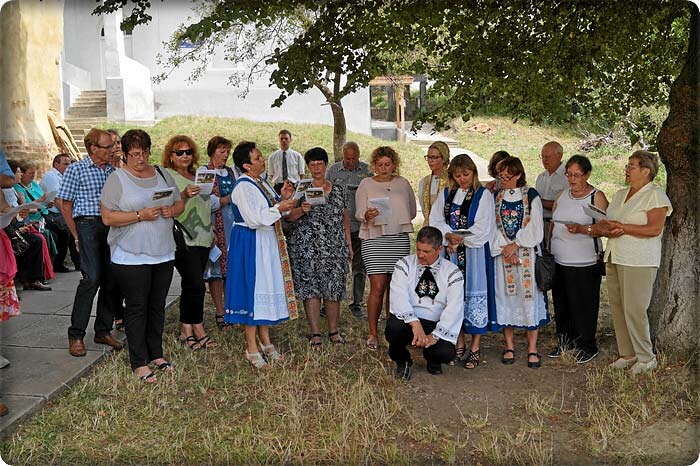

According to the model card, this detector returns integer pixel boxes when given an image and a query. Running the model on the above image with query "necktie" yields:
[415,266,439,303]
[282,151,288,181]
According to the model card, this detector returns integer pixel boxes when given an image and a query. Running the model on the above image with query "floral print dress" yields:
[287,184,349,301]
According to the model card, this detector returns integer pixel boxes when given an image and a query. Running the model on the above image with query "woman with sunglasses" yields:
[162,135,218,351]
[549,155,608,364]
[417,141,450,227]
[490,156,548,368]
[101,129,185,383]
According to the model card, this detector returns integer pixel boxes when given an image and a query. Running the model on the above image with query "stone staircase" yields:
[64,90,108,155]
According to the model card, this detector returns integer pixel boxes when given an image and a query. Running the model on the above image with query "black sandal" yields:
[501,348,515,365]
[450,346,466,366]
[215,315,227,330]
[328,331,345,345]
[527,352,542,368]
[309,333,322,348]
[464,350,481,369]
[197,334,217,349]
[183,335,201,351]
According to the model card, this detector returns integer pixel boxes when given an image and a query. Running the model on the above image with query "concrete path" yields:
[0,270,181,437]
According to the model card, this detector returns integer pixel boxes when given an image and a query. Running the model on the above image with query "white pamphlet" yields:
[368,197,392,224]
[0,202,43,229]
[452,229,473,237]
[293,179,313,200]
[209,245,222,263]
[151,187,175,207]
[305,187,326,205]
[194,168,216,195]
[582,204,607,220]
[43,191,58,204]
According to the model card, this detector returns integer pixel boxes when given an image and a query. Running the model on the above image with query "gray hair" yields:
[416,226,443,250]
[631,150,659,181]
[342,141,360,155]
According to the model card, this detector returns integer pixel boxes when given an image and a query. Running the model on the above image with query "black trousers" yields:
[14,231,45,283]
[112,261,174,370]
[551,263,601,354]
[349,231,366,311]
[385,314,456,370]
[174,246,209,324]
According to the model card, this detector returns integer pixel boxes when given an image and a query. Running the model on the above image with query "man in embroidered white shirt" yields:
[385,226,465,380]
[268,129,305,194]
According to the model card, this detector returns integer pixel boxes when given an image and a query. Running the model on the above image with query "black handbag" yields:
[535,245,556,292]
[591,192,606,276]
[4,224,30,256]
[173,219,192,253]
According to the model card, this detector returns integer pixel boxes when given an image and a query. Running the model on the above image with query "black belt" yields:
[74,215,101,221]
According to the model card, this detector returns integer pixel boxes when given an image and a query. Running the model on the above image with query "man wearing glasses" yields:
[535,141,567,249]
[58,128,124,357]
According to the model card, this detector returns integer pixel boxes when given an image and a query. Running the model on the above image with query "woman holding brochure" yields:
[355,146,416,350]
[286,147,351,347]
[224,141,298,368]
[101,129,185,383]
[430,154,496,369]
[549,155,608,364]
[203,136,237,330]
[162,135,218,351]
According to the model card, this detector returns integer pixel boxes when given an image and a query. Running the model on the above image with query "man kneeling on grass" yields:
[385,226,464,380]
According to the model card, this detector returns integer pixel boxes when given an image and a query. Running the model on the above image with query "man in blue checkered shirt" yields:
[58,128,124,357]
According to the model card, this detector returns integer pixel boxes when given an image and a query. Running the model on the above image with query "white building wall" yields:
[61,0,371,134]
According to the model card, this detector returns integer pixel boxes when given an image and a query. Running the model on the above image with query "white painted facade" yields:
[61,1,371,134]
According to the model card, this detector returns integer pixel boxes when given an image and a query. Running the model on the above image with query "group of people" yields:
[0,129,672,388]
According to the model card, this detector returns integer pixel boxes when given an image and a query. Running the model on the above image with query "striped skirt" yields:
[361,233,411,275]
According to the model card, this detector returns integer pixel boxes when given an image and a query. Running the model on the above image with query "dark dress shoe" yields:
[69,339,87,357]
[426,363,443,375]
[94,334,124,350]
[24,281,52,291]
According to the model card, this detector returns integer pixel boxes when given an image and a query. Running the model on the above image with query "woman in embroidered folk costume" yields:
[417,141,450,226]
[490,156,548,368]
[430,154,496,369]
[224,141,298,368]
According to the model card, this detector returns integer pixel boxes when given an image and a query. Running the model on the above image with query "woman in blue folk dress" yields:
[224,141,298,368]
[430,154,496,369]
[490,156,548,369]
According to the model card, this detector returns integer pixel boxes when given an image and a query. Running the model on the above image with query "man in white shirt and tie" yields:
[268,129,305,194]
[385,226,465,380]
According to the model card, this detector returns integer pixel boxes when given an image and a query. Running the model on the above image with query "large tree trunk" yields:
[651,3,700,359]
[330,100,347,162]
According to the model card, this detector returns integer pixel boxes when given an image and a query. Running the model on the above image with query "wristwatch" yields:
[586,225,592,236]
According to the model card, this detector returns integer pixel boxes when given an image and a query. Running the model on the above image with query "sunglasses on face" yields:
[172,149,194,157]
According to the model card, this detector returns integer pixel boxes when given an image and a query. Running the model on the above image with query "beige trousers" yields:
[605,263,657,362]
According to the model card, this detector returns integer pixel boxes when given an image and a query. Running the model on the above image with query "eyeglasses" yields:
[127,151,150,159]
[498,173,515,181]
[424,156,443,161]
[565,172,584,179]
[624,164,640,170]
[172,149,195,157]
[94,142,115,150]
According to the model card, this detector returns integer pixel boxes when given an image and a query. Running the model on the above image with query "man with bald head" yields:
[535,141,567,248]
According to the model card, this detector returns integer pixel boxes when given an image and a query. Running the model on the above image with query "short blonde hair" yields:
[448,154,481,191]
[369,146,400,175]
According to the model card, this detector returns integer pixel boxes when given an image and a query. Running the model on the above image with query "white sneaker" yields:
[630,358,658,375]
[609,356,637,369]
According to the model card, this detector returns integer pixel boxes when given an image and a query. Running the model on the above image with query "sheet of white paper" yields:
[552,219,578,225]
[0,202,43,229]
[151,187,175,207]
[452,229,473,236]
[582,204,607,220]
[194,168,216,195]
[209,245,222,262]
[305,187,326,205]
[368,197,392,223]
[43,191,58,204]
[293,179,313,200]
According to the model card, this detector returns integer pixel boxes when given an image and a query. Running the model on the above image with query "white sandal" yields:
[245,350,269,369]
[260,344,284,363]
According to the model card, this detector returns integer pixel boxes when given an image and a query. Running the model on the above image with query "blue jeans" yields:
[67,217,116,340]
